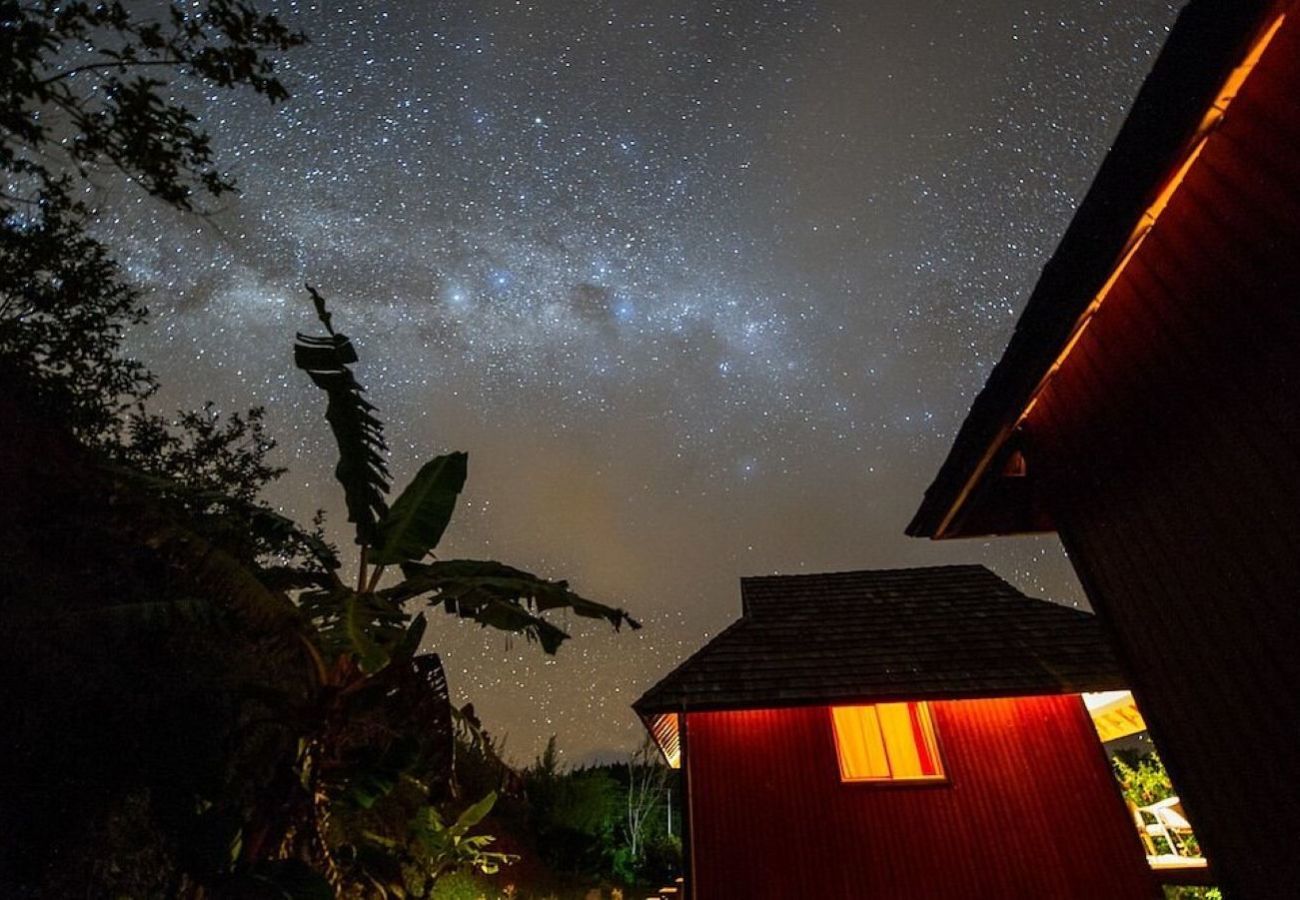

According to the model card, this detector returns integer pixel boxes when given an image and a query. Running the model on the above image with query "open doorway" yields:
[1084,691,1217,899]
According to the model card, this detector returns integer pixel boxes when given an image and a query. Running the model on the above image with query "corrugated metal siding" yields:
[1022,13,1300,898]
[684,697,1155,899]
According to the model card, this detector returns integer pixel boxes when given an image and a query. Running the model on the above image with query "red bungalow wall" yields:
[683,695,1156,899]
[1017,10,1300,897]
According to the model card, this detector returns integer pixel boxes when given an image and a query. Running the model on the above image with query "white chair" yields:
[1138,797,1194,856]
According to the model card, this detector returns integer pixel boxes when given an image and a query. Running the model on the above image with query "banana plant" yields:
[292,284,639,671]
[355,790,515,898]
[276,287,638,894]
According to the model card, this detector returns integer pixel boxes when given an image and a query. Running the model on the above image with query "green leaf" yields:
[300,588,407,672]
[385,560,639,654]
[393,612,427,662]
[449,791,497,838]
[294,289,389,546]
[469,596,571,654]
[344,592,391,672]
[341,736,420,809]
[370,452,467,565]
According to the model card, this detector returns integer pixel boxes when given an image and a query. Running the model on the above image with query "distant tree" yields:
[514,735,680,890]
[523,738,622,880]
[622,736,669,863]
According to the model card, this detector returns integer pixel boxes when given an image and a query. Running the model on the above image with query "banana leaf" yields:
[370,452,467,565]
[299,587,408,672]
[294,287,389,546]
[385,559,639,655]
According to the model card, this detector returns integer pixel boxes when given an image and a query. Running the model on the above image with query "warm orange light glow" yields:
[831,703,945,782]
[933,12,1288,539]
[1025,12,1289,423]
[647,712,682,768]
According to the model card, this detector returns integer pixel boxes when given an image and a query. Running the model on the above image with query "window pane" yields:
[831,702,944,782]
[831,705,890,779]
[914,703,943,776]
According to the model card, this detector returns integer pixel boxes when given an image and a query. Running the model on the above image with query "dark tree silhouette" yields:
[1,0,303,441]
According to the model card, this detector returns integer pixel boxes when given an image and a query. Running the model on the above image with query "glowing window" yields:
[830,703,945,782]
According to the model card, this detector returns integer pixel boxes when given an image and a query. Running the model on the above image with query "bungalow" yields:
[634,565,1157,899]
[908,1,1300,896]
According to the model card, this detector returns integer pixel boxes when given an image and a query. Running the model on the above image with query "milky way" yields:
[105,0,1178,762]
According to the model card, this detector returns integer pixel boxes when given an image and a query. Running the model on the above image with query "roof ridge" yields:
[740,563,991,584]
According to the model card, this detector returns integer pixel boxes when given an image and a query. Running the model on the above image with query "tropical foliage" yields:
[291,287,637,658]
[1111,749,1207,864]
[506,737,681,891]
[2,4,316,891]
[215,290,643,896]
[1,3,640,895]
[4,279,640,898]
[1111,749,1178,808]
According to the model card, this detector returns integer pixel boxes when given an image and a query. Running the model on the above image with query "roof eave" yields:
[908,0,1281,539]
[634,676,1129,717]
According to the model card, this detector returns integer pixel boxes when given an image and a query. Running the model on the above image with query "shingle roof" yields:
[633,565,1124,715]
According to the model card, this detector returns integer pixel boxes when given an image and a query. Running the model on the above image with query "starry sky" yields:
[109,0,1179,764]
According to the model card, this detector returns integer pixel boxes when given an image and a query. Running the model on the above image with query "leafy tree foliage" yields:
[0,390,318,896]
[2,0,303,208]
[0,197,152,437]
[622,736,670,863]
[1111,749,1205,861]
[251,293,637,894]
[3,11,313,890]
[507,737,680,890]
[3,285,639,895]
[1,0,303,442]
[1111,749,1178,808]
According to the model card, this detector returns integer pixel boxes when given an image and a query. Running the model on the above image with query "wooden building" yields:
[634,566,1157,899]
[907,2,1300,896]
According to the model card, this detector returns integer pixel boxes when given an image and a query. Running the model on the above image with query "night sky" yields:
[107,0,1178,763]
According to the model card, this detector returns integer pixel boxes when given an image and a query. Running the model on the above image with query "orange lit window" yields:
[830,703,945,782]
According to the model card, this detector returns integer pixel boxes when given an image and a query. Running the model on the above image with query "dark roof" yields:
[633,565,1124,715]
[908,0,1280,538]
